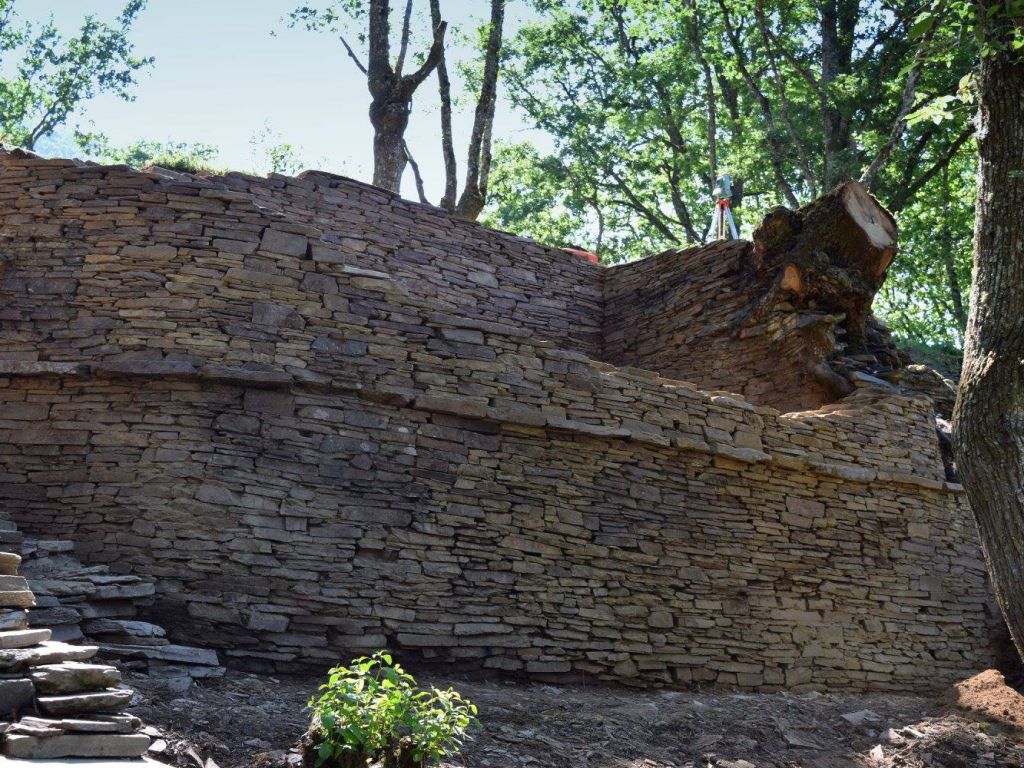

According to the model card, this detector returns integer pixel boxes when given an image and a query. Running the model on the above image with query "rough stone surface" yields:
[0,677,35,715]
[4,732,150,758]
[0,150,1001,693]
[0,627,51,648]
[30,661,122,694]
[37,688,134,716]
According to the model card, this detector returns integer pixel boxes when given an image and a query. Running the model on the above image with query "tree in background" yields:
[0,0,151,150]
[289,1,505,218]
[485,0,977,347]
[76,134,221,173]
[249,122,304,175]
[289,1,447,193]
[952,0,1024,663]
[428,0,506,219]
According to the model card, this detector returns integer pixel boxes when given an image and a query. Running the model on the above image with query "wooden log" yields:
[751,181,897,352]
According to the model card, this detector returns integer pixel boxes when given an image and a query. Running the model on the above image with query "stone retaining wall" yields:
[603,242,839,412]
[0,152,999,691]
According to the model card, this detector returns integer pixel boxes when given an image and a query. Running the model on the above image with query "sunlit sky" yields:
[32,0,549,201]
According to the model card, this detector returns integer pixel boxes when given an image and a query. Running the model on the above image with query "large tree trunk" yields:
[365,0,446,194]
[952,5,1024,664]
[370,94,412,192]
[751,181,897,353]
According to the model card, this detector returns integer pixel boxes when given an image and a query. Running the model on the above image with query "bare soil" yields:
[126,669,1024,768]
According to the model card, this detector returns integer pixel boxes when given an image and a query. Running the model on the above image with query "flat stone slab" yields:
[0,758,165,767]
[0,641,98,672]
[99,643,219,666]
[4,732,150,759]
[30,661,122,694]
[0,576,29,592]
[37,688,133,716]
[0,609,28,631]
[0,591,34,609]
[0,552,22,576]
[0,627,51,649]
[11,714,140,734]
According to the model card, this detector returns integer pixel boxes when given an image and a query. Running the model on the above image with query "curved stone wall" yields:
[0,151,999,691]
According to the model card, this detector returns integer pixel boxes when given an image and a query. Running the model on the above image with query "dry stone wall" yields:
[0,151,999,692]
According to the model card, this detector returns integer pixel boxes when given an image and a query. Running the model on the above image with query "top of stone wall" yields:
[0,148,951,491]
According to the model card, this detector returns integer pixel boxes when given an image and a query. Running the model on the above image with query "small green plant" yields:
[304,651,477,768]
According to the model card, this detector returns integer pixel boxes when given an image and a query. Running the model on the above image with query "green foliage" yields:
[484,0,978,344]
[0,0,152,150]
[77,134,222,174]
[307,651,477,768]
[249,122,303,175]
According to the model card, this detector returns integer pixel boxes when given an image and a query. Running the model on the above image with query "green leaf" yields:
[909,11,935,38]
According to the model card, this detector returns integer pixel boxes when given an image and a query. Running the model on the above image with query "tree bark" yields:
[366,0,447,193]
[952,4,1024,664]
[751,181,897,351]
[429,0,458,211]
[454,0,506,220]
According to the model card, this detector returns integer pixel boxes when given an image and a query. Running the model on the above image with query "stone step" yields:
[0,552,21,576]
[37,688,134,716]
[0,641,98,672]
[11,714,140,735]
[0,627,51,649]
[4,732,150,759]
[0,591,34,610]
[31,661,122,694]
[0,609,28,632]
[0,757,165,767]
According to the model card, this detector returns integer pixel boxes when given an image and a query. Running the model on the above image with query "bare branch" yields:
[403,140,429,204]
[339,34,368,75]
[394,0,414,77]
[429,0,457,210]
[400,19,447,94]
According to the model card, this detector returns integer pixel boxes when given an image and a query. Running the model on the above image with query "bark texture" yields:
[952,9,1024,663]
[751,181,897,352]
[367,0,446,193]
[453,0,506,220]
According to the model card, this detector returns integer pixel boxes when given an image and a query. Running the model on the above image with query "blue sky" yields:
[33,0,548,201]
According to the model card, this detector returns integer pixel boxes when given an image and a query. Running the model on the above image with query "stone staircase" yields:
[18,538,223,693]
[0,549,151,760]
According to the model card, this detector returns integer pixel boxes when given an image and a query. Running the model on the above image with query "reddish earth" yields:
[952,669,1024,730]
[125,668,1024,768]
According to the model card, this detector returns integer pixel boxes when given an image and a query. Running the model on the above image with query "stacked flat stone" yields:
[0,550,150,759]
[0,149,997,694]
[21,537,223,691]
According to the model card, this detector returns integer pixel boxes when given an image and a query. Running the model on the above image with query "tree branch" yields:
[403,140,428,204]
[400,19,447,95]
[339,34,368,75]
[394,0,414,77]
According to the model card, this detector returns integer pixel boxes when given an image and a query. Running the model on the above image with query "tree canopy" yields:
[0,0,151,150]
[482,0,978,347]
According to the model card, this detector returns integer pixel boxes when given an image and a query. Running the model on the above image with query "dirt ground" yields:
[126,668,1024,768]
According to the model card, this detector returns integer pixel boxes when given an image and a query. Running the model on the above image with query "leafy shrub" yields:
[304,651,477,768]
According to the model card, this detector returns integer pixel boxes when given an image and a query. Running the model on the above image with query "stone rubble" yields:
[0,549,152,760]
